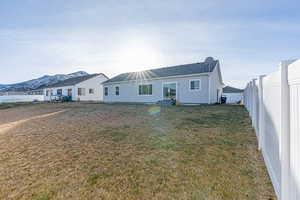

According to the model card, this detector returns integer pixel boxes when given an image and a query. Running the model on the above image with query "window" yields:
[57,89,62,95]
[139,84,152,95]
[89,88,94,94]
[67,89,72,96]
[104,87,108,96]
[46,90,49,96]
[190,80,200,90]
[115,86,119,95]
[78,88,85,96]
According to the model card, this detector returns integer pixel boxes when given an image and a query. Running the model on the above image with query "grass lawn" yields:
[0,103,276,200]
[0,102,34,110]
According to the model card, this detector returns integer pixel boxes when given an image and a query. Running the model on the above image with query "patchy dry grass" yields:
[0,103,276,200]
[0,102,35,110]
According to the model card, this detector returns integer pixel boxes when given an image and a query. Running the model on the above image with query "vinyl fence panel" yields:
[263,70,281,197]
[244,59,300,200]
[288,60,300,200]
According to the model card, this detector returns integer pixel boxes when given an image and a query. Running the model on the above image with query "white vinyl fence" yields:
[0,95,44,103]
[244,59,300,200]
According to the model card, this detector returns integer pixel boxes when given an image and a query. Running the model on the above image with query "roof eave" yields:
[103,72,211,85]
[44,73,107,89]
[44,84,75,89]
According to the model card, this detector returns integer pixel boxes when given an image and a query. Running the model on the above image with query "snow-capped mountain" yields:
[0,71,89,91]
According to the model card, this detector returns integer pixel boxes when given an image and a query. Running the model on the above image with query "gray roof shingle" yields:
[104,60,218,84]
[46,74,100,88]
[223,86,244,93]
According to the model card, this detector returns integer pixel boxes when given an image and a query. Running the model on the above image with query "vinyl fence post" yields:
[243,86,246,108]
[248,82,251,114]
[248,83,250,111]
[251,79,257,128]
[254,79,258,132]
[280,61,291,200]
[249,81,253,117]
[250,80,253,117]
[252,80,254,119]
[247,83,249,111]
[245,84,248,111]
[258,75,266,150]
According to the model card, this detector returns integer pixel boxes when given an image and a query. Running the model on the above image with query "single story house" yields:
[43,73,108,101]
[222,86,244,104]
[103,57,224,104]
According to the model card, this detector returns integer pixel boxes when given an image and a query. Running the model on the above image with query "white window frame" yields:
[189,79,201,91]
[138,84,153,96]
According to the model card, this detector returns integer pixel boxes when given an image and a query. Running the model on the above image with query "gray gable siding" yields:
[103,75,209,104]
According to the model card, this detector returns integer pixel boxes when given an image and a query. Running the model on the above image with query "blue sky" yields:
[1,0,299,88]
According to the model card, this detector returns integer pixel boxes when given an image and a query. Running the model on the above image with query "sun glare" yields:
[115,37,165,73]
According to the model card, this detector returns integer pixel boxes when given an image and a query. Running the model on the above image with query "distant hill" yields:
[0,71,89,92]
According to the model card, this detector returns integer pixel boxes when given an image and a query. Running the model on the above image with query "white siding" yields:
[75,74,108,101]
[223,93,243,104]
[209,63,223,103]
[103,75,210,104]
[43,74,108,101]
[43,86,75,101]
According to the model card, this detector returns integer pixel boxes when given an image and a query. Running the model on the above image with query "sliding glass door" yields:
[163,82,177,100]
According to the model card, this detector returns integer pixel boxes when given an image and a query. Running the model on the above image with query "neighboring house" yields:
[44,74,108,101]
[103,57,224,104]
[222,86,244,104]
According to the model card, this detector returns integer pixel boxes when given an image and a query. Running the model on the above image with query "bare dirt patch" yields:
[0,110,67,135]
[0,103,276,200]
